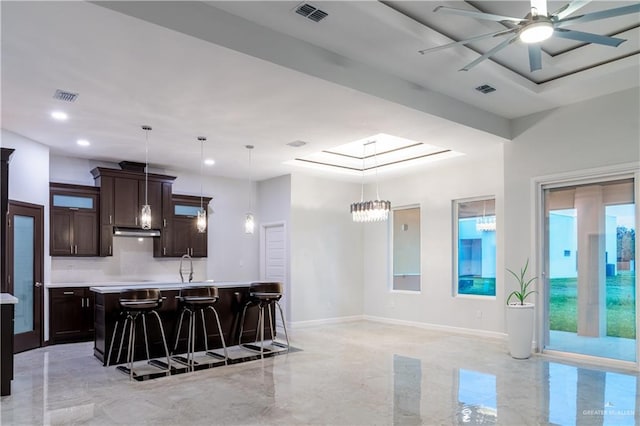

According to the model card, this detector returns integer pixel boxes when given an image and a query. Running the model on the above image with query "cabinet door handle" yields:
[109,214,112,224]
[81,298,85,308]
[70,244,73,254]
[86,297,90,308]
[63,291,74,295]
[75,245,78,254]
[109,245,112,256]
[135,216,138,226]
[163,218,167,228]
[163,247,166,256]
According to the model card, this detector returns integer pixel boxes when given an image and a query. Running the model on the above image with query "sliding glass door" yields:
[543,177,636,362]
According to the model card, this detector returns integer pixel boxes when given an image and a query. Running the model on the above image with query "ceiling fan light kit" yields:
[420,0,640,72]
[519,20,554,44]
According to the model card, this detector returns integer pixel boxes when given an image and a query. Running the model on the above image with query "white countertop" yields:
[89,281,255,294]
[0,293,19,304]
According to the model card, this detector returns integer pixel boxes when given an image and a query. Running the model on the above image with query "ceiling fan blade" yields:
[556,3,640,27]
[552,0,591,20]
[460,34,520,71]
[434,6,523,23]
[554,28,627,47]
[528,45,542,72]
[418,28,517,54]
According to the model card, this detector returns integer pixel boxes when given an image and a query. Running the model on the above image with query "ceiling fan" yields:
[418,0,640,72]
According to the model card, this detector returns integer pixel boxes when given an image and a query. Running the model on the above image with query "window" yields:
[392,206,421,291]
[454,198,496,296]
[52,194,94,209]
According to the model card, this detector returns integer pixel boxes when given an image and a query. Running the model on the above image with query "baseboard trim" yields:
[363,315,507,340]
[289,315,365,329]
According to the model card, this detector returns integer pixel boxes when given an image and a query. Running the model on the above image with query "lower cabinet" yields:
[49,287,95,344]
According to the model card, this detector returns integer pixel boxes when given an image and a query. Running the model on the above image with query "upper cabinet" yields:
[91,165,176,256]
[155,194,211,258]
[50,183,99,256]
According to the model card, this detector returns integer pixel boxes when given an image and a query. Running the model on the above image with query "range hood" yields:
[113,227,161,237]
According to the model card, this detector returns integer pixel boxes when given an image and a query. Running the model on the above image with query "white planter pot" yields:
[506,303,534,359]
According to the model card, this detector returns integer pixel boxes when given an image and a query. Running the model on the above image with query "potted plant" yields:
[506,258,537,359]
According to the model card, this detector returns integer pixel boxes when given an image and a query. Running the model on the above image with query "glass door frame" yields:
[533,164,640,371]
[6,200,44,353]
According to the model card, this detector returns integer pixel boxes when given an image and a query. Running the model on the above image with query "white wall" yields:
[363,145,505,334]
[258,175,292,317]
[167,168,259,282]
[2,129,52,338]
[505,88,640,306]
[290,173,364,322]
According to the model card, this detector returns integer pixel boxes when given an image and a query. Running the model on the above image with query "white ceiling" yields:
[1,1,638,182]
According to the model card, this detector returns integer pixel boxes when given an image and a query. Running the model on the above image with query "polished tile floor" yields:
[1,321,638,425]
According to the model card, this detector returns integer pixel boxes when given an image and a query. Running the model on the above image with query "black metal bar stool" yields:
[106,289,171,380]
[172,286,228,371]
[239,282,290,358]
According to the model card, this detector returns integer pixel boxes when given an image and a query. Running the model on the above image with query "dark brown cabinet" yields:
[50,184,99,257]
[166,194,210,258]
[113,177,163,228]
[49,287,95,344]
[91,167,175,257]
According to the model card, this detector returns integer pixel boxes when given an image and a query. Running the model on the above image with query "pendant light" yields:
[350,140,391,222]
[244,145,255,234]
[196,137,207,233]
[140,125,152,230]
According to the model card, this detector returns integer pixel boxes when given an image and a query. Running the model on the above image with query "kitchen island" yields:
[91,281,273,366]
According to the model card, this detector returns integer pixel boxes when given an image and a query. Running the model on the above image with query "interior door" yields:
[261,223,287,326]
[7,201,44,352]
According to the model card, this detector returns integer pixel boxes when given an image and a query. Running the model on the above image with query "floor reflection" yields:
[456,369,497,424]
[393,354,422,425]
[546,362,637,425]
[391,353,637,425]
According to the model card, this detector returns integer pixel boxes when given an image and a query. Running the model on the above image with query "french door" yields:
[6,201,44,352]
[543,177,636,362]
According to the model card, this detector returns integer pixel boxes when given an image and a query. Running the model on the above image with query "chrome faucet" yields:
[179,254,193,283]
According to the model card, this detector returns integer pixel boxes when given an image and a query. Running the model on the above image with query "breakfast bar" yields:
[91,281,274,366]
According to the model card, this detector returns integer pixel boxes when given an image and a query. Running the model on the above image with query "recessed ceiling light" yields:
[204,158,215,166]
[77,139,90,147]
[51,111,68,121]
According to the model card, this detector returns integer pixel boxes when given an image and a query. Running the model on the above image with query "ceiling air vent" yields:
[294,3,328,22]
[287,140,307,148]
[475,84,496,94]
[53,89,79,102]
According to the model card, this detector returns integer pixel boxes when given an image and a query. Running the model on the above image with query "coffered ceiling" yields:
[1,1,638,182]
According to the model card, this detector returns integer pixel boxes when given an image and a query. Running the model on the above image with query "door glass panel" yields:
[545,179,636,362]
[13,215,35,334]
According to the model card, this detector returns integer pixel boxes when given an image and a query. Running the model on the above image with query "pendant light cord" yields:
[200,138,204,210]
[142,125,151,205]
[360,144,365,202]
[247,145,254,211]
[374,141,381,200]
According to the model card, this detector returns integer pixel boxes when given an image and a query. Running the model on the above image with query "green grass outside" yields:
[458,277,496,296]
[550,271,636,339]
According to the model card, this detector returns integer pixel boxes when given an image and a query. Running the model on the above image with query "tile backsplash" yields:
[50,237,207,283]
